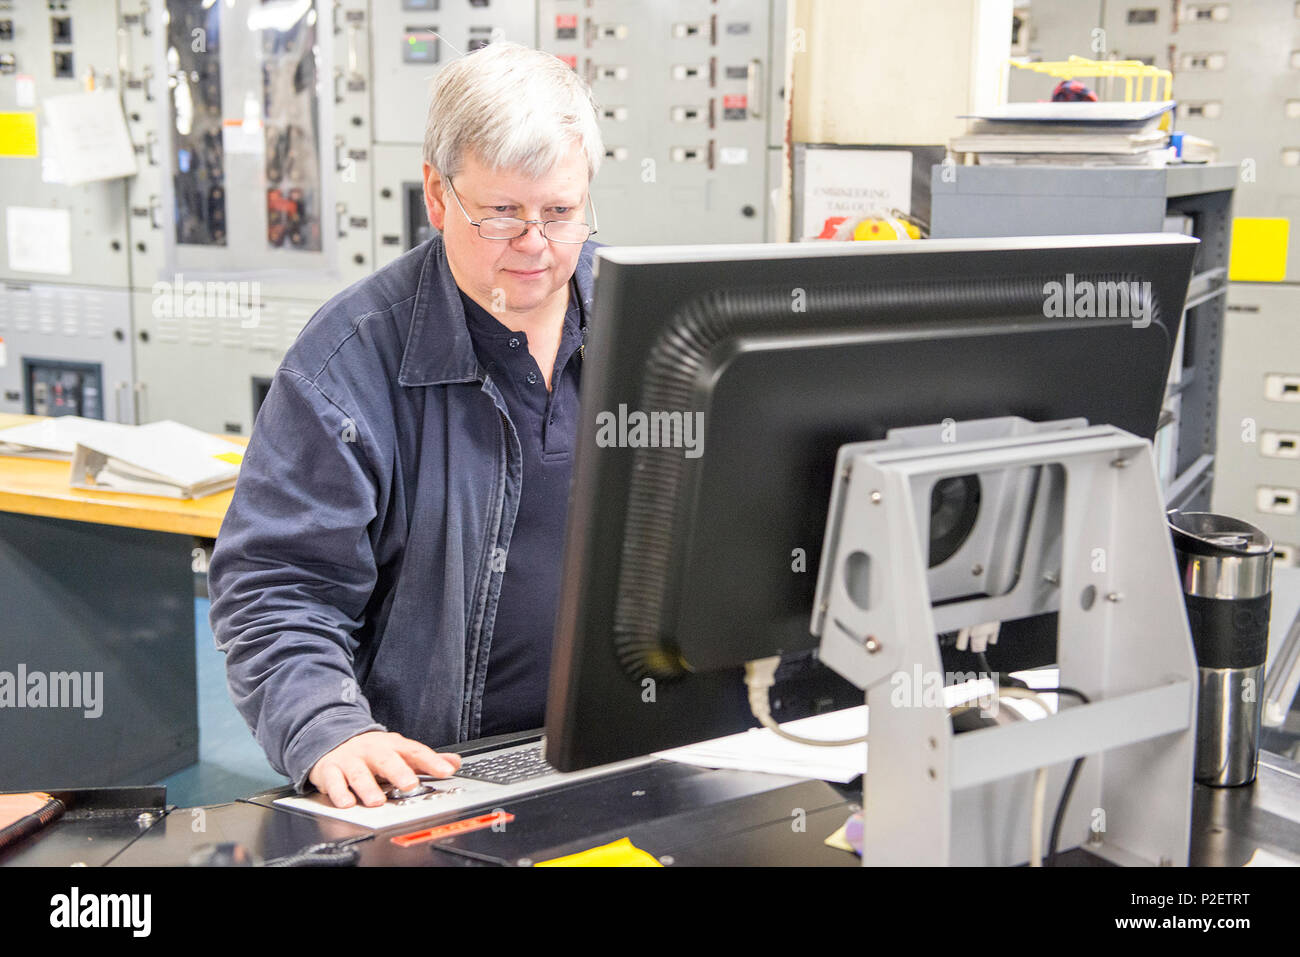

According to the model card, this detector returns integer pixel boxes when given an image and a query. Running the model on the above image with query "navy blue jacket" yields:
[208,235,598,791]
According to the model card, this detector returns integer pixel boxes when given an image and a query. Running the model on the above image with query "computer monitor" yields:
[545,234,1199,771]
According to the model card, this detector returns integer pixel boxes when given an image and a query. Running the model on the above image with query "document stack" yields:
[950,101,1177,167]
[68,420,244,499]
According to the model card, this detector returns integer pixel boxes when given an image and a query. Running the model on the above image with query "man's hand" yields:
[308,731,463,808]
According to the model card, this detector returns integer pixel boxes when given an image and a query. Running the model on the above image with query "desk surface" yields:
[0,413,246,538]
[0,764,863,868]
[8,749,1299,866]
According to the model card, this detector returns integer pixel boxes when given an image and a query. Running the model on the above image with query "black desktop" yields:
[545,234,1199,772]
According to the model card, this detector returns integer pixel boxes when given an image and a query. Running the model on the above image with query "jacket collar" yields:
[398,234,599,388]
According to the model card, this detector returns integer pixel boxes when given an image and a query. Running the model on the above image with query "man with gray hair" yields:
[208,42,604,809]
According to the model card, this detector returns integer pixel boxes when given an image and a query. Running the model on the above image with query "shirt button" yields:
[508,337,520,349]
[526,371,538,385]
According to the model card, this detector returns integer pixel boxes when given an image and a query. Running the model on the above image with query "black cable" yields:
[259,836,370,867]
[0,795,64,852]
[982,652,1029,688]
[1042,686,1090,867]
[944,659,1097,865]
[1046,757,1084,867]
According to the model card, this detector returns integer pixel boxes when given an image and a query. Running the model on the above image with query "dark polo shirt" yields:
[459,283,584,736]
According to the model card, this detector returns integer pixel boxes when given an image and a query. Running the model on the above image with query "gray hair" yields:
[423,41,603,181]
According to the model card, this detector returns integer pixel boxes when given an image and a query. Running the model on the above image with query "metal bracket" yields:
[812,417,1198,865]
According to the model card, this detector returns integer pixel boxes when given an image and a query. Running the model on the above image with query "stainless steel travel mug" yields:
[1169,512,1273,787]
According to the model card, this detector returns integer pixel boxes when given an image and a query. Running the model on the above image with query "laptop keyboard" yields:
[455,744,557,786]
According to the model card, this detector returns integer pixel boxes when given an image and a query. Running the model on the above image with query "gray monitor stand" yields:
[812,416,1198,866]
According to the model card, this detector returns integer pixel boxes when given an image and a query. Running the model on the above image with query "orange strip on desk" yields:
[392,811,516,847]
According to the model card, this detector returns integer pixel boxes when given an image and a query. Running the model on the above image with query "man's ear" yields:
[423,163,447,232]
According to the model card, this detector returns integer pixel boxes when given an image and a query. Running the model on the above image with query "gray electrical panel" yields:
[0,282,133,420]
[369,0,538,146]
[1006,0,1300,559]
[4,0,792,434]
[127,288,319,434]
[368,0,537,270]
[120,0,376,434]
[536,0,779,245]
[1095,0,1300,553]
[121,0,375,298]
[0,0,136,422]
[1017,1,1300,280]
[370,0,788,258]
[1100,0,1300,282]
[372,142,429,270]
[1213,283,1300,566]
[0,0,131,289]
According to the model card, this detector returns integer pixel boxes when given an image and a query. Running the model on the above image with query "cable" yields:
[989,687,1053,866]
[1029,768,1048,867]
[1043,686,1090,866]
[1046,757,1085,866]
[259,835,371,867]
[934,680,1073,866]
[996,684,1092,864]
[1004,684,1094,865]
[980,651,1029,689]
[997,685,1053,717]
[0,793,65,852]
[744,657,867,747]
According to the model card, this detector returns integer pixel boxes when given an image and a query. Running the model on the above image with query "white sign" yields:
[801,148,913,240]
[6,206,72,275]
[41,90,138,185]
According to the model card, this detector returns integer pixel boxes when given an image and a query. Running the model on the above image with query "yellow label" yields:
[0,113,38,158]
[534,837,663,867]
[213,451,244,465]
[1229,218,1290,282]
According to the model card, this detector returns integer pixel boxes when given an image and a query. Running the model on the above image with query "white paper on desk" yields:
[275,753,660,830]
[0,415,131,460]
[41,90,138,186]
[70,420,243,498]
[276,784,511,832]
[654,706,869,783]
[6,207,71,275]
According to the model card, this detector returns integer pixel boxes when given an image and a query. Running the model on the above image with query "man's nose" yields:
[511,221,548,254]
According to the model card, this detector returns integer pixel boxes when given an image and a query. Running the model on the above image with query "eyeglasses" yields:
[445,177,598,244]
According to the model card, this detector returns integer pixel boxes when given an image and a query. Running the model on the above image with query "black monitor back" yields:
[546,234,1199,770]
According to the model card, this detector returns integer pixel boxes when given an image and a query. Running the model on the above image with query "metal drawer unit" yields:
[1213,283,1300,563]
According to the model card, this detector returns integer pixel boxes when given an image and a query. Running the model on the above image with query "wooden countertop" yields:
[0,413,248,538]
